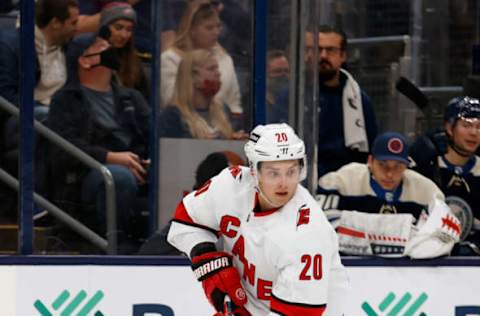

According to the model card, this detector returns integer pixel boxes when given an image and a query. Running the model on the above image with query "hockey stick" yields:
[223,296,233,316]
[395,76,429,111]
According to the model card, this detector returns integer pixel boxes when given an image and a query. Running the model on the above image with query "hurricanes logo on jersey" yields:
[297,205,310,227]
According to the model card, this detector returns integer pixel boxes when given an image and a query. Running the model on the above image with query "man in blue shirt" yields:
[306,26,378,178]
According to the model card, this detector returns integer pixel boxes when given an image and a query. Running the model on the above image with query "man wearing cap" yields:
[411,96,480,255]
[46,35,150,253]
[316,131,461,259]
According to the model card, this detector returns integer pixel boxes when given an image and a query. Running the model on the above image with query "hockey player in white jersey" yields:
[168,123,349,316]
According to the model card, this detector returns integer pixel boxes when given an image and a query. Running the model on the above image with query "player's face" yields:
[448,118,480,154]
[257,160,301,209]
[368,156,407,191]
[108,19,134,48]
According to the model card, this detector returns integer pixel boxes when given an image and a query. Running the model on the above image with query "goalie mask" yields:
[244,123,307,181]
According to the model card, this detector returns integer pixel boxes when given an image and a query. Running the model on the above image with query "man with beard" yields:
[410,96,480,255]
[305,26,378,177]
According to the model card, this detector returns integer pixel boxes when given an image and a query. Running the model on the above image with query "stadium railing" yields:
[0,96,118,254]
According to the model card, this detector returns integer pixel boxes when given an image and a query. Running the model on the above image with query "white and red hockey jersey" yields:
[168,166,350,316]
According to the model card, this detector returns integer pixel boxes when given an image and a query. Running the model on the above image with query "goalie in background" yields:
[317,131,461,259]
[410,96,480,255]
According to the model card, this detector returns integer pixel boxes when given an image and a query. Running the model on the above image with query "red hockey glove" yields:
[213,305,251,316]
[192,251,248,315]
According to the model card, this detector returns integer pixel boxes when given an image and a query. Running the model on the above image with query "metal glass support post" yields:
[254,0,267,125]
[288,0,299,128]
[411,0,423,84]
[148,0,161,234]
[18,0,35,254]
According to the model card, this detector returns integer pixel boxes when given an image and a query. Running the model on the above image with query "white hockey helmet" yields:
[244,123,307,181]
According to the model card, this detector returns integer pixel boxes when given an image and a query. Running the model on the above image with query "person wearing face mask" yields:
[159,49,246,140]
[317,131,461,259]
[46,36,151,254]
[161,1,243,129]
[266,49,290,123]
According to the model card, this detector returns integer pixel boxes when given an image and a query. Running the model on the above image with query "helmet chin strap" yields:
[450,141,474,158]
[256,186,284,209]
[253,168,284,209]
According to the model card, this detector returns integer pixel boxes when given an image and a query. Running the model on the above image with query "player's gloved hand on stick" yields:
[212,303,251,316]
[191,243,249,315]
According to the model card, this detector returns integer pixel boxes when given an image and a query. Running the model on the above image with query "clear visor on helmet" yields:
[257,162,302,184]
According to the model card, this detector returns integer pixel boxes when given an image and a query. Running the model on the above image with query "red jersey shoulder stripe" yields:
[171,201,219,237]
[173,201,194,223]
[270,293,326,316]
[229,165,242,179]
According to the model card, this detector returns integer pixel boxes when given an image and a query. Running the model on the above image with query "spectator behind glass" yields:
[317,132,461,259]
[47,36,151,253]
[0,0,79,163]
[160,49,246,140]
[161,1,243,124]
[99,2,150,99]
[266,49,290,123]
[0,0,79,118]
[305,26,378,178]
[76,0,182,55]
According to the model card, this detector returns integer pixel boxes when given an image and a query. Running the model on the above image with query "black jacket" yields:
[45,81,150,197]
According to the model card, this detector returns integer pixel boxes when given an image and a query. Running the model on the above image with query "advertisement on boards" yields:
[0,265,478,315]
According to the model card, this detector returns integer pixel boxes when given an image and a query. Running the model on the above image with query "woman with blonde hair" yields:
[160,1,242,125]
[159,49,245,140]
